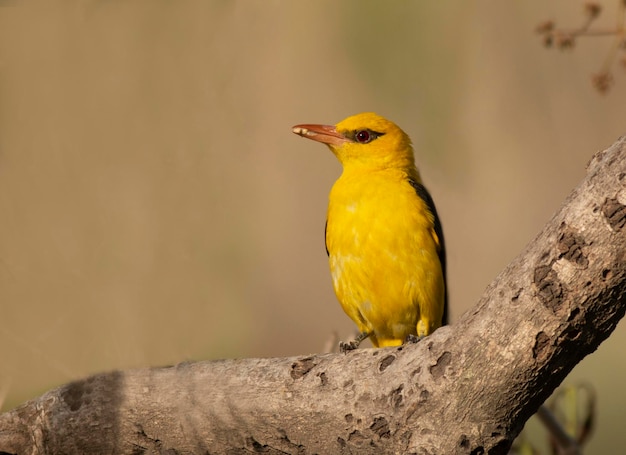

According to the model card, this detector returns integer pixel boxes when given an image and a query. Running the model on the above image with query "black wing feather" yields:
[324,220,329,256]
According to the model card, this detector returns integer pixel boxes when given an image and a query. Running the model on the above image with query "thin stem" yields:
[536,405,582,455]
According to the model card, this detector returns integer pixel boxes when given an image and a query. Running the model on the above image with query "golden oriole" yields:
[293,112,448,350]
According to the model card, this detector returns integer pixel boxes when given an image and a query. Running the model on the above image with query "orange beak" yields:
[292,123,349,147]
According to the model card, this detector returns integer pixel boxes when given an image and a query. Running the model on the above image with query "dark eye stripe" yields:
[349,129,384,144]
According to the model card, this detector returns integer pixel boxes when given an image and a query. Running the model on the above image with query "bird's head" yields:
[293,112,416,171]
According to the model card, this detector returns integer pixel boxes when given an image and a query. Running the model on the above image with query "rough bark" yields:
[1,137,625,455]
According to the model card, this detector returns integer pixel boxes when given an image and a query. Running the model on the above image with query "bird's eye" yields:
[355,130,372,143]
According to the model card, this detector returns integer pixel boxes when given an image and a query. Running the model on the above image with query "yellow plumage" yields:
[293,113,447,349]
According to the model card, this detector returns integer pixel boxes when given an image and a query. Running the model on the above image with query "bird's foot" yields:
[339,331,371,353]
[339,340,360,353]
[405,334,423,344]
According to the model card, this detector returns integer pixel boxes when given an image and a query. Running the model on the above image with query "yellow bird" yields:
[292,112,448,350]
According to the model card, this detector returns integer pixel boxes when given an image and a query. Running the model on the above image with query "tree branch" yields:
[1,137,625,455]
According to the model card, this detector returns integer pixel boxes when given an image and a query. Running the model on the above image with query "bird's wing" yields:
[408,179,449,326]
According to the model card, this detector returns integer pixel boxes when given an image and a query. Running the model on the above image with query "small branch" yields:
[536,1,626,93]
[536,405,582,455]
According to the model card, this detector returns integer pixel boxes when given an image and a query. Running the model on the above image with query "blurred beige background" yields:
[1,0,624,451]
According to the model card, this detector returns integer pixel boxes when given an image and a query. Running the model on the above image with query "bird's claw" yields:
[405,334,423,344]
[339,340,360,353]
[339,331,371,353]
